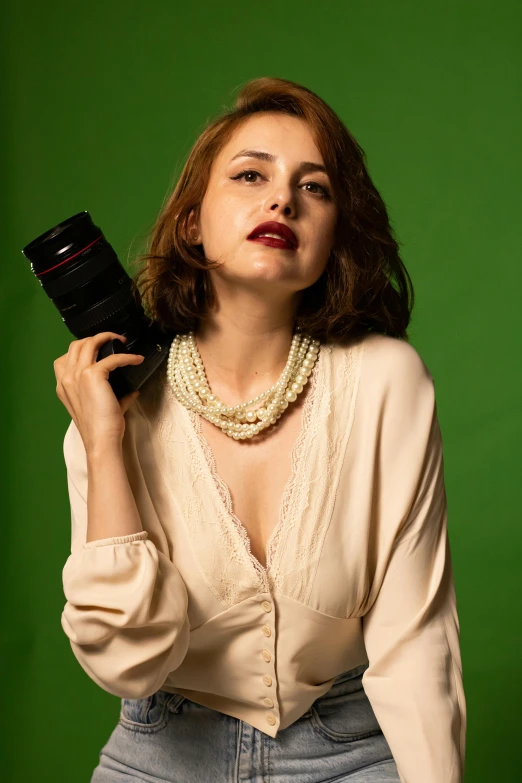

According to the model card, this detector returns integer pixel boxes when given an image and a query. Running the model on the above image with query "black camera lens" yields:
[22,211,172,399]
[23,211,137,337]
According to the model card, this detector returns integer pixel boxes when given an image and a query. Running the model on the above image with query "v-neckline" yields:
[181,346,324,578]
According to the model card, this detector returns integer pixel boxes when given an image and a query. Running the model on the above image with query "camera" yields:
[22,211,172,399]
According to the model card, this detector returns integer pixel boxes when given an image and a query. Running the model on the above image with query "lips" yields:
[247,221,298,250]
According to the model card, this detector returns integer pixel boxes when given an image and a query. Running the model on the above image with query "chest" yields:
[196,386,310,570]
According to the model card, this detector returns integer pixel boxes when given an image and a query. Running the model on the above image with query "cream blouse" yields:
[60,331,466,783]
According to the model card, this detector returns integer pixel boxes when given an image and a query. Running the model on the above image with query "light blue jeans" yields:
[91,662,400,782]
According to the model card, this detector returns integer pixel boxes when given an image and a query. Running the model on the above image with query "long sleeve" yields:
[60,416,190,700]
[360,347,466,783]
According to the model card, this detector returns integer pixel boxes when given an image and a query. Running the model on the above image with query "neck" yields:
[193,295,301,406]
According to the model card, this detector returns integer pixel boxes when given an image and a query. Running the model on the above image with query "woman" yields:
[55,77,466,782]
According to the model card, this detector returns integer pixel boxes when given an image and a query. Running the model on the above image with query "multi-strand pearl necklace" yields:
[166,329,321,440]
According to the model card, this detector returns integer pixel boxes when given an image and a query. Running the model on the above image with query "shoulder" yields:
[330,332,436,410]
[358,332,434,392]
[329,331,432,378]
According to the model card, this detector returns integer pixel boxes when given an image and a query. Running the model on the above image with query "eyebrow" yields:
[229,149,328,176]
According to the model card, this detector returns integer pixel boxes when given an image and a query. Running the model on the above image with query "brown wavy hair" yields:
[130,76,414,344]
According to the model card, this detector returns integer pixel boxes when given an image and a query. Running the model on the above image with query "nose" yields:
[264,178,296,217]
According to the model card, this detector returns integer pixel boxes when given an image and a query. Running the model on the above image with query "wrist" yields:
[86,439,123,463]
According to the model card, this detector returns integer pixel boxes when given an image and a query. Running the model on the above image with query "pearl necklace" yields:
[166,328,321,440]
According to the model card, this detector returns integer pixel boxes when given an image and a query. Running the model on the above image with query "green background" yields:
[3,1,520,780]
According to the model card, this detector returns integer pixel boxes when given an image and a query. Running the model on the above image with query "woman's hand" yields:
[54,332,145,453]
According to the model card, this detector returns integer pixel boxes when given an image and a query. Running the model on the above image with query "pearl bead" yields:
[166,329,320,439]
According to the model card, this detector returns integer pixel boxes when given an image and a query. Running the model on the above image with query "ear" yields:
[185,210,201,245]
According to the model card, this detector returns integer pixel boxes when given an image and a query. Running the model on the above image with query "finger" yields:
[58,340,87,386]
[53,354,68,383]
[63,338,86,374]
[54,352,77,388]
[63,335,105,378]
[77,332,128,370]
[82,352,145,379]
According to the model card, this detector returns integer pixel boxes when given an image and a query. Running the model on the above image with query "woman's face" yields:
[192,112,338,298]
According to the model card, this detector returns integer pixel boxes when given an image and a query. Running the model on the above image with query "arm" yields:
[85,442,144,543]
[60,415,190,700]
[361,349,466,783]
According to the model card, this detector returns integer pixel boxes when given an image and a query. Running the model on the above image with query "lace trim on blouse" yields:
[185,342,324,590]
[150,339,364,609]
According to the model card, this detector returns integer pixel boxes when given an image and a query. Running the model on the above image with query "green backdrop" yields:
[3,1,520,781]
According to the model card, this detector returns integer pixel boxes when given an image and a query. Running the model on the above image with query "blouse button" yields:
[262,601,272,612]
[263,674,272,687]
[262,650,271,662]
[263,697,274,708]
[262,625,271,637]
[266,713,276,726]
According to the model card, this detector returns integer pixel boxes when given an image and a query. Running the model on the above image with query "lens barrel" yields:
[22,211,172,399]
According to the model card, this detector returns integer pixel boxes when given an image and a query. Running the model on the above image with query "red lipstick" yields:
[247,221,298,250]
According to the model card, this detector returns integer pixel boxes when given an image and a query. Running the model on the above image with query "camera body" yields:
[22,211,172,399]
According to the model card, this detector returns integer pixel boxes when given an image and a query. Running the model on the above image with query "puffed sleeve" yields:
[60,416,190,700]
[361,345,467,783]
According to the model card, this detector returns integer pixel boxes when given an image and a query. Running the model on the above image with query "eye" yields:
[230,168,264,184]
[301,181,331,199]
[229,169,331,199]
